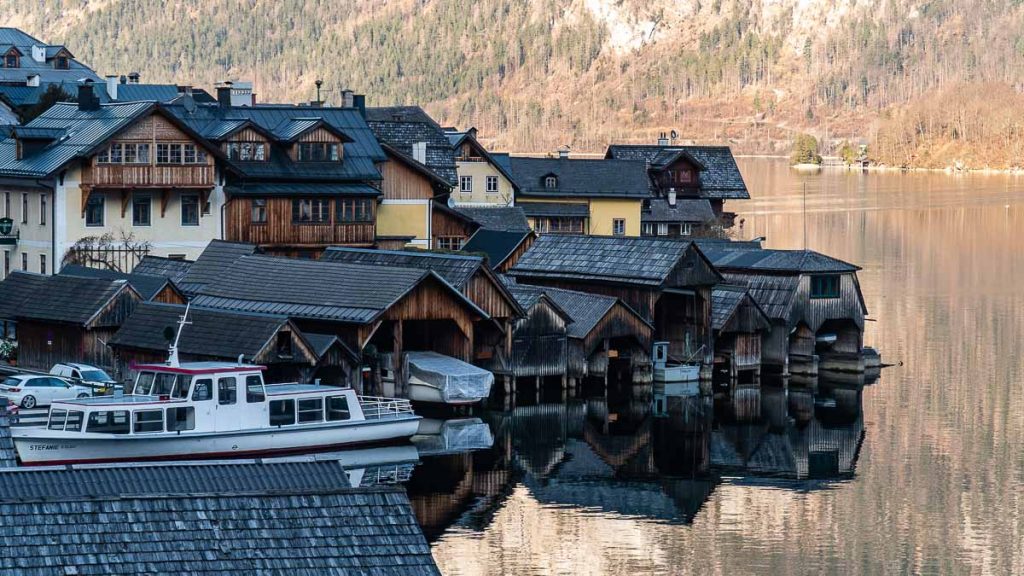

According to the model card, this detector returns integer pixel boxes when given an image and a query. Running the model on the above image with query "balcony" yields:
[83,164,216,189]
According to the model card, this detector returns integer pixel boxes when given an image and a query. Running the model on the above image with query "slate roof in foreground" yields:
[0,457,439,575]
[178,240,258,293]
[702,246,860,273]
[643,198,717,223]
[0,271,47,320]
[59,264,177,301]
[131,255,194,284]
[321,247,484,290]
[1,273,137,326]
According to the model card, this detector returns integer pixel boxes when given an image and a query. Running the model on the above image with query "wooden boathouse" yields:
[711,284,771,381]
[509,235,720,376]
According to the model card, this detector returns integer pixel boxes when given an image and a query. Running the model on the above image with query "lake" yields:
[405,158,1024,575]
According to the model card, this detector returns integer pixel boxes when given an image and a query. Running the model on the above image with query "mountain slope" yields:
[6,0,1024,166]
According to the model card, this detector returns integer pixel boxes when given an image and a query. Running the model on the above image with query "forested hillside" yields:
[6,0,1024,167]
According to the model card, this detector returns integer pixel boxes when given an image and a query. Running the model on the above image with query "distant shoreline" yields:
[735,155,1024,176]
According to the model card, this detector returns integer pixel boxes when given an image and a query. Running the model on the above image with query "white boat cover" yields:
[414,418,495,455]
[407,351,494,403]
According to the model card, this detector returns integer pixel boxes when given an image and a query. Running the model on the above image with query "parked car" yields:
[50,363,122,395]
[0,375,92,409]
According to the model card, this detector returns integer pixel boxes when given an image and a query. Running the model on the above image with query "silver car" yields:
[0,374,92,409]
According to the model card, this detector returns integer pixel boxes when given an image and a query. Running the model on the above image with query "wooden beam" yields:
[160,189,170,218]
[120,190,131,218]
[393,320,405,398]
[79,185,93,217]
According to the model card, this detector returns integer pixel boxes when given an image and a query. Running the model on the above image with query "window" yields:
[155,143,202,165]
[132,194,151,226]
[269,399,295,426]
[327,396,351,421]
[218,377,237,405]
[21,193,27,224]
[85,193,105,227]
[169,144,182,164]
[544,176,557,189]
[39,194,46,226]
[246,375,265,403]
[3,251,9,279]
[171,375,191,399]
[337,198,373,223]
[536,217,584,234]
[133,410,164,433]
[65,411,84,432]
[86,411,130,434]
[292,198,329,223]
[251,199,268,223]
[276,332,293,358]
[460,176,473,193]
[192,379,213,401]
[135,372,155,395]
[39,254,45,275]
[181,194,200,226]
[48,410,67,430]
[227,142,268,162]
[97,143,150,164]
[55,56,69,70]
[486,176,499,194]
[166,407,195,431]
[21,253,27,271]
[642,222,653,236]
[612,219,626,236]
[657,223,668,236]
[297,142,339,162]
[298,398,323,423]
[156,143,170,164]
[672,169,693,184]
[4,192,9,217]
[183,144,197,164]
[152,373,176,396]
[4,54,17,68]
[810,275,841,299]
[436,236,463,251]
[681,223,693,236]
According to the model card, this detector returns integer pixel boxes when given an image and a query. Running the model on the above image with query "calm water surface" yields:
[409,159,1024,575]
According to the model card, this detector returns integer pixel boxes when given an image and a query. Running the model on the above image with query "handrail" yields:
[358,395,415,419]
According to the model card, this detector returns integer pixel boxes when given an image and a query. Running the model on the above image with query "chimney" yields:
[341,89,355,108]
[120,75,127,85]
[25,74,40,87]
[657,132,669,146]
[30,45,46,63]
[105,75,118,100]
[557,146,569,159]
[217,82,233,108]
[352,94,366,118]
[668,188,677,208]
[128,72,140,84]
[412,142,427,164]
[229,81,255,107]
[77,80,100,111]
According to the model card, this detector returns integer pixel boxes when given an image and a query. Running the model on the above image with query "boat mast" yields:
[167,301,192,367]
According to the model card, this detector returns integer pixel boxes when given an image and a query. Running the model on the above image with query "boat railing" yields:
[358,395,415,419]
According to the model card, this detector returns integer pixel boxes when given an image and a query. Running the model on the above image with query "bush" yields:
[839,141,859,164]
[0,340,17,362]
[791,133,822,165]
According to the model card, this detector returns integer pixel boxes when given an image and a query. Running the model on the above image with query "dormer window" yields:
[544,176,558,189]
[3,52,18,69]
[297,142,340,162]
[55,56,69,70]
[226,142,267,162]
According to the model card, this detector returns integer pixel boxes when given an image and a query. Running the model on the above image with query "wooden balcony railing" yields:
[84,164,215,188]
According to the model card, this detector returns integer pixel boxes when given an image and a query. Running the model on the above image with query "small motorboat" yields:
[385,351,494,405]
[652,342,700,383]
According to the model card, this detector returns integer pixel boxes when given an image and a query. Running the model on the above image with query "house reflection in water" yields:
[401,372,872,543]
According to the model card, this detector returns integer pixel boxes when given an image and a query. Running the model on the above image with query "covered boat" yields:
[405,351,494,405]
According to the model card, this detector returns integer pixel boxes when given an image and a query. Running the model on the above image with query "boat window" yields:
[218,377,237,405]
[298,398,324,423]
[135,371,155,395]
[47,409,67,430]
[269,399,295,426]
[246,375,266,403]
[192,379,213,401]
[152,372,177,396]
[134,410,164,433]
[171,375,191,399]
[167,407,195,432]
[65,411,84,432]
[326,396,351,421]
[86,411,131,434]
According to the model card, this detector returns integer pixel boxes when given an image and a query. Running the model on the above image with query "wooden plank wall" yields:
[226,197,376,247]
[511,300,568,378]
[495,234,535,273]
[380,159,435,200]
[465,274,516,320]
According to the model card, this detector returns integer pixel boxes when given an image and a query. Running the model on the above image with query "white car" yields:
[0,374,92,409]
[50,363,122,394]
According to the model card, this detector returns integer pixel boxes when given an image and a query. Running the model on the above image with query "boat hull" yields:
[13,416,421,466]
[408,382,486,405]
[653,364,700,383]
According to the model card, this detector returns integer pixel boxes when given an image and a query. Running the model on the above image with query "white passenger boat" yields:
[12,361,421,466]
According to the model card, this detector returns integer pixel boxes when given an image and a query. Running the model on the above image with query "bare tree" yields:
[62,231,153,273]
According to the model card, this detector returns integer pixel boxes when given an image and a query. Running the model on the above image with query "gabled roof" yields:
[642,198,717,223]
[462,229,534,270]
[721,273,801,320]
[0,457,438,575]
[192,254,486,324]
[131,255,194,284]
[702,246,860,274]
[322,247,484,289]
[712,284,771,332]
[0,28,100,84]
[365,106,458,183]
[59,264,181,301]
[444,127,521,193]
[0,271,48,320]
[381,142,453,187]
[6,274,140,327]
[508,157,651,199]
[178,240,258,294]
[271,117,353,143]
[605,144,750,200]
[109,302,292,360]
[511,234,719,287]
[455,206,531,232]
[503,279,648,339]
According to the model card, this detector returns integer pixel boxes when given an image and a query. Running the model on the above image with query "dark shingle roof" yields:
[0,271,47,320]
[321,247,483,290]
[7,274,137,326]
[642,198,716,223]
[605,144,750,200]
[508,157,651,199]
[131,255,193,283]
[59,264,176,301]
[109,302,288,359]
[0,28,100,85]
[518,201,590,218]
[511,234,696,286]
[366,106,457,183]
[225,182,380,197]
[179,240,258,293]
[0,404,15,468]
[462,229,533,269]
[703,247,860,273]
[0,458,439,575]
[712,284,771,332]
[454,206,530,232]
[533,286,619,339]
[722,273,800,320]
